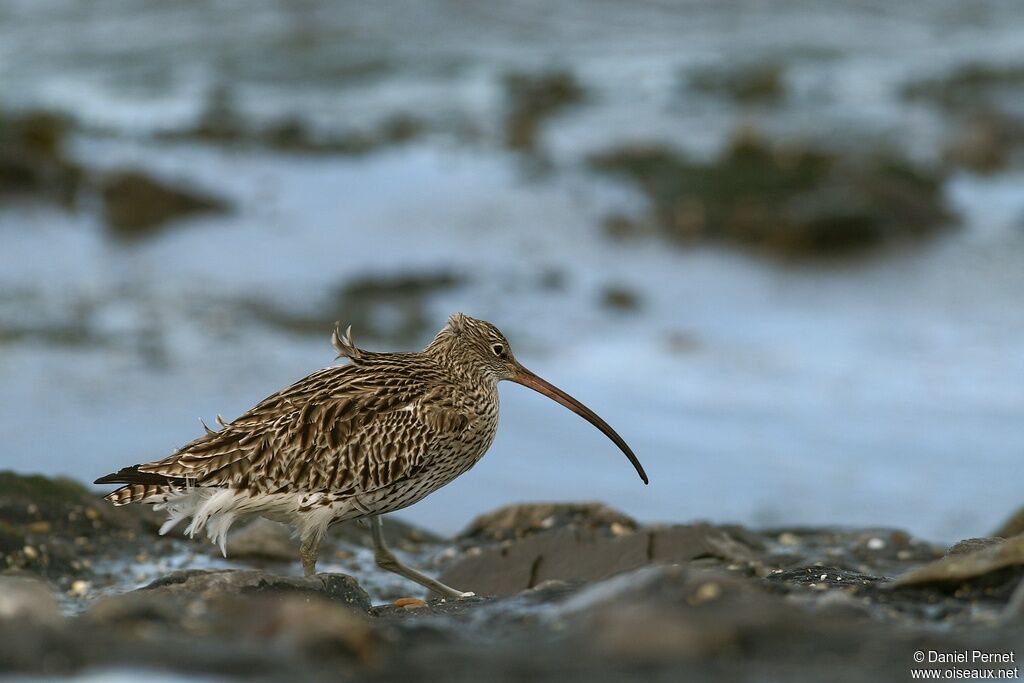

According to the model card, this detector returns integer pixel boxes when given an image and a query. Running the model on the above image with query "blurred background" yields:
[2,0,1022,542]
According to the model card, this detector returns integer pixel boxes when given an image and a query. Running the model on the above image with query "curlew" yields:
[96,313,647,598]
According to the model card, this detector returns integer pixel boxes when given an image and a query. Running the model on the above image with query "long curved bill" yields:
[512,365,649,485]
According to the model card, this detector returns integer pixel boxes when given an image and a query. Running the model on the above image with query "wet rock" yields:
[889,536,1024,604]
[441,522,760,596]
[100,170,230,239]
[687,62,786,104]
[85,589,376,666]
[503,69,585,152]
[590,130,953,258]
[0,470,153,581]
[139,569,372,612]
[457,502,638,544]
[562,566,851,663]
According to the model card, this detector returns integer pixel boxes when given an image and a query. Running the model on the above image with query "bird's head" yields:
[428,313,648,485]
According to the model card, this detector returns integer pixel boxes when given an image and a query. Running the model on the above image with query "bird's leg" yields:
[369,515,474,600]
[300,535,320,577]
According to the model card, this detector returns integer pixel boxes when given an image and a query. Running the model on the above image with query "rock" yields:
[457,502,638,544]
[100,170,230,239]
[589,130,953,259]
[502,69,585,152]
[687,61,786,104]
[440,523,760,596]
[139,569,372,612]
[0,575,61,625]
[600,285,643,312]
[0,470,153,580]
[225,518,297,562]
[0,109,81,206]
[946,537,1006,556]
[559,565,843,662]
[944,110,1023,173]
[994,506,1024,538]
[889,535,1024,598]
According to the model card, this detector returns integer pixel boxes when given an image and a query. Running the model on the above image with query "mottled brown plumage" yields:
[96,313,646,598]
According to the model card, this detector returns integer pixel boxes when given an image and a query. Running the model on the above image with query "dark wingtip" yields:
[94,465,175,487]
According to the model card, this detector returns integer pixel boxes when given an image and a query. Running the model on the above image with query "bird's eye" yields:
[492,344,505,357]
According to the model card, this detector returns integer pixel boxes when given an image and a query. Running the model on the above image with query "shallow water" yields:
[2,1,1023,543]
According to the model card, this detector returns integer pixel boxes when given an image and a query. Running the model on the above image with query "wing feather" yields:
[136,360,471,496]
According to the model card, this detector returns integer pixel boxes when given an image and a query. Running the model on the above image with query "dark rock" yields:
[600,285,642,312]
[0,109,81,206]
[440,522,760,596]
[167,84,424,156]
[902,62,1024,112]
[590,130,953,259]
[0,470,154,581]
[100,170,230,239]
[889,536,1024,607]
[457,502,638,544]
[503,69,585,152]
[687,62,786,104]
[139,569,372,612]
[944,110,1024,173]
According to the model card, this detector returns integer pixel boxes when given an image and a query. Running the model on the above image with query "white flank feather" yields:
[149,487,357,557]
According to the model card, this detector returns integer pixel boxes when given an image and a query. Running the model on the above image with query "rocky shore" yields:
[1,472,1022,682]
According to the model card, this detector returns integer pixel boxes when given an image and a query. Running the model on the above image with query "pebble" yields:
[866,538,885,550]
[394,597,428,609]
[68,580,90,597]
[22,545,38,560]
[690,582,722,605]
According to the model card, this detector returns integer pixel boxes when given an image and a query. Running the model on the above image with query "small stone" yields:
[22,546,38,560]
[690,582,722,605]
[778,532,800,546]
[866,537,885,550]
[68,580,91,597]
[610,522,631,537]
[27,521,51,534]
[394,597,428,609]
[84,507,100,521]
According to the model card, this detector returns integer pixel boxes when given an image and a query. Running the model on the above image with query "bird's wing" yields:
[136,364,471,495]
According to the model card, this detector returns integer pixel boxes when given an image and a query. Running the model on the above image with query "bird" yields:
[96,313,647,598]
